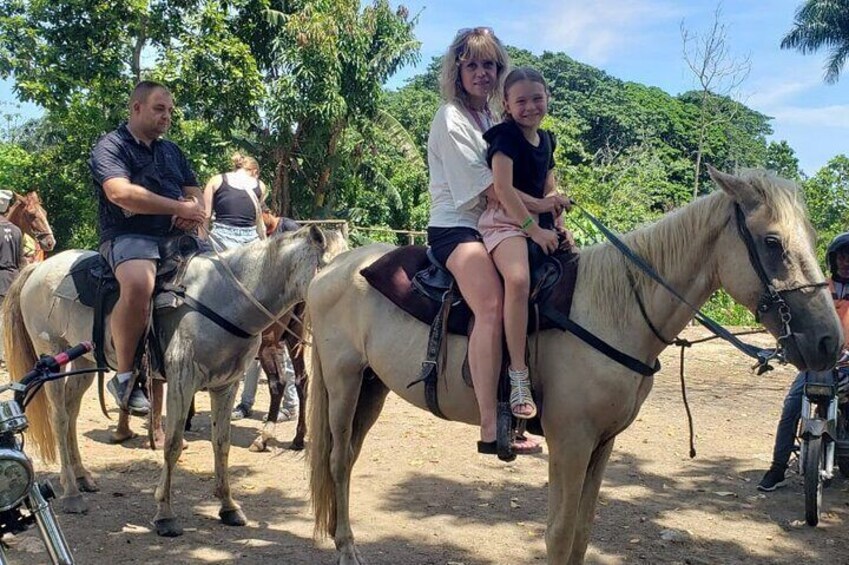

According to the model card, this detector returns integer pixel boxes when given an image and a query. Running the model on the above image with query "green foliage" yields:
[781,0,849,83]
[803,154,849,261]
[701,290,757,326]
[0,142,33,190]
[766,140,802,180]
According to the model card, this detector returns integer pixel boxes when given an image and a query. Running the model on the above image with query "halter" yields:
[733,204,827,352]
[7,197,55,247]
[574,200,826,373]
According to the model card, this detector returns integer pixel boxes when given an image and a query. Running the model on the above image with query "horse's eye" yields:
[764,235,783,249]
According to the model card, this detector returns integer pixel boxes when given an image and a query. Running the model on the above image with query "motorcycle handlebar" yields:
[18,342,94,388]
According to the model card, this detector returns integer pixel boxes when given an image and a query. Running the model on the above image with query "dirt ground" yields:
[3,326,848,564]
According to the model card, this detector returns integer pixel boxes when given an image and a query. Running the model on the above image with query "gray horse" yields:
[2,225,347,537]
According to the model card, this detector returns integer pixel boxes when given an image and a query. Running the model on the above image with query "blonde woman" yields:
[203,152,267,250]
[426,28,567,457]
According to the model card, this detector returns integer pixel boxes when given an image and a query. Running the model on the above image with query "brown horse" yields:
[306,168,843,564]
[7,190,56,259]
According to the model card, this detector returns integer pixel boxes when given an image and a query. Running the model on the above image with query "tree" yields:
[781,0,849,83]
[803,155,849,259]
[765,140,802,180]
[681,5,751,198]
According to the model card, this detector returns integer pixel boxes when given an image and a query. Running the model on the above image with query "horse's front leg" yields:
[545,432,594,564]
[288,339,307,450]
[569,438,615,564]
[249,345,282,453]
[210,382,247,527]
[152,376,191,537]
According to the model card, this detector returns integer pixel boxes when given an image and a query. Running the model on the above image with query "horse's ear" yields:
[308,224,327,249]
[707,165,760,212]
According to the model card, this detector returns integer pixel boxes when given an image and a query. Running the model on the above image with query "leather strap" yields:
[407,286,456,420]
[540,303,661,376]
[180,293,254,339]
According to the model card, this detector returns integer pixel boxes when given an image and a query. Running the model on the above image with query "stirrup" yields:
[508,367,537,420]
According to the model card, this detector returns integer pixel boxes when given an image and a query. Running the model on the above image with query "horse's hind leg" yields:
[330,366,389,565]
[209,382,247,527]
[64,360,97,493]
[568,438,615,565]
[45,379,89,514]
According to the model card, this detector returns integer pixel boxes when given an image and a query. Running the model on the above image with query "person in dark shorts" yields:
[425,28,568,457]
[89,81,206,416]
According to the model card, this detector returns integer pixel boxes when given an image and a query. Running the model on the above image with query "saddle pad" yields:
[54,254,115,308]
[360,245,580,336]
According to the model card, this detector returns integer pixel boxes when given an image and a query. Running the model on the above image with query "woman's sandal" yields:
[509,367,538,420]
[477,436,542,460]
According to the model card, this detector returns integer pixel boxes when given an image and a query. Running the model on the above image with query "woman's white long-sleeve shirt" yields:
[427,102,493,229]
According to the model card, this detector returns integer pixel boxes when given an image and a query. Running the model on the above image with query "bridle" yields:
[574,200,825,372]
[7,196,55,247]
[732,204,827,361]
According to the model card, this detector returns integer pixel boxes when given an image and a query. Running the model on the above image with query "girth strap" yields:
[407,286,456,420]
[179,293,254,339]
[540,303,660,376]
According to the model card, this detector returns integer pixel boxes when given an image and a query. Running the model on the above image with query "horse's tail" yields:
[307,324,336,539]
[1,264,56,463]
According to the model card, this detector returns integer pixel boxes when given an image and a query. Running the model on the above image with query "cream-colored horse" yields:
[2,226,347,537]
[307,168,843,564]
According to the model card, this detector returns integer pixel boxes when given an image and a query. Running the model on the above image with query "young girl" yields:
[479,67,570,420]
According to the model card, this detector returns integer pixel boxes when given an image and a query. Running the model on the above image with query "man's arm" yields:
[102,177,205,223]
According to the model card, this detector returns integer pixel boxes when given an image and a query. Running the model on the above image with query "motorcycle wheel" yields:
[803,437,824,526]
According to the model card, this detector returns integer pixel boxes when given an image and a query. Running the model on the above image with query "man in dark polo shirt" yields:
[89,81,206,415]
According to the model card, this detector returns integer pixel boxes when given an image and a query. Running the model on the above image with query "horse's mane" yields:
[578,168,807,323]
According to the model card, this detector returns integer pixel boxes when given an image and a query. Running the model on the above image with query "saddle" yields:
[64,233,210,376]
[361,244,580,337]
[360,243,580,432]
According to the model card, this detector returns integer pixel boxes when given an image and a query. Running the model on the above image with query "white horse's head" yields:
[709,166,843,371]
[280,225,348,305]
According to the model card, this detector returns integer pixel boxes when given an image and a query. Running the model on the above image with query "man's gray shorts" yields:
[99,235,163,271]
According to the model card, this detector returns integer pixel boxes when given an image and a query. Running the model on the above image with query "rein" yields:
[197,225,296,337]
[577,201,826,457]
[573,202,796,372]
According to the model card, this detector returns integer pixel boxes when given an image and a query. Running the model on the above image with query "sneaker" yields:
[106,376,150,415]
[757,467,787,492]
[278,407,298,422]
[231,405,250,421]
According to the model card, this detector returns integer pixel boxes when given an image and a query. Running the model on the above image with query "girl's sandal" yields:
[509,367,537,420]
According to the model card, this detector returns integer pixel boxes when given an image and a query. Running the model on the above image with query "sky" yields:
[384,0,847,176]
[1,0,845,176]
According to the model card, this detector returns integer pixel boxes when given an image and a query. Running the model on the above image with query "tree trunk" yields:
[312,120,345,212]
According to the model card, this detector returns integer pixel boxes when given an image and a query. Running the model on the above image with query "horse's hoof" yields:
[289,438,305,451]
[219,508,247,527]
[109,430,138,444]
[153,518,184,537]
[249,437,267,453]
[61,495,88,514]
[76,476,99,493]
[338,546,366,565]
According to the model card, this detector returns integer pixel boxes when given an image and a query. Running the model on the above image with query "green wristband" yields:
[520,216,534,230]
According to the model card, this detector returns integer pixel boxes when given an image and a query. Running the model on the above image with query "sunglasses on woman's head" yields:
[456,26,494,38]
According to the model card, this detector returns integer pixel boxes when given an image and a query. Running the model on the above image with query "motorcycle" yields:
[798,363,849,526]
[0,342,97,565]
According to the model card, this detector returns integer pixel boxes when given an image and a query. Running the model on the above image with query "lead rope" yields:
[670,329,766,457]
